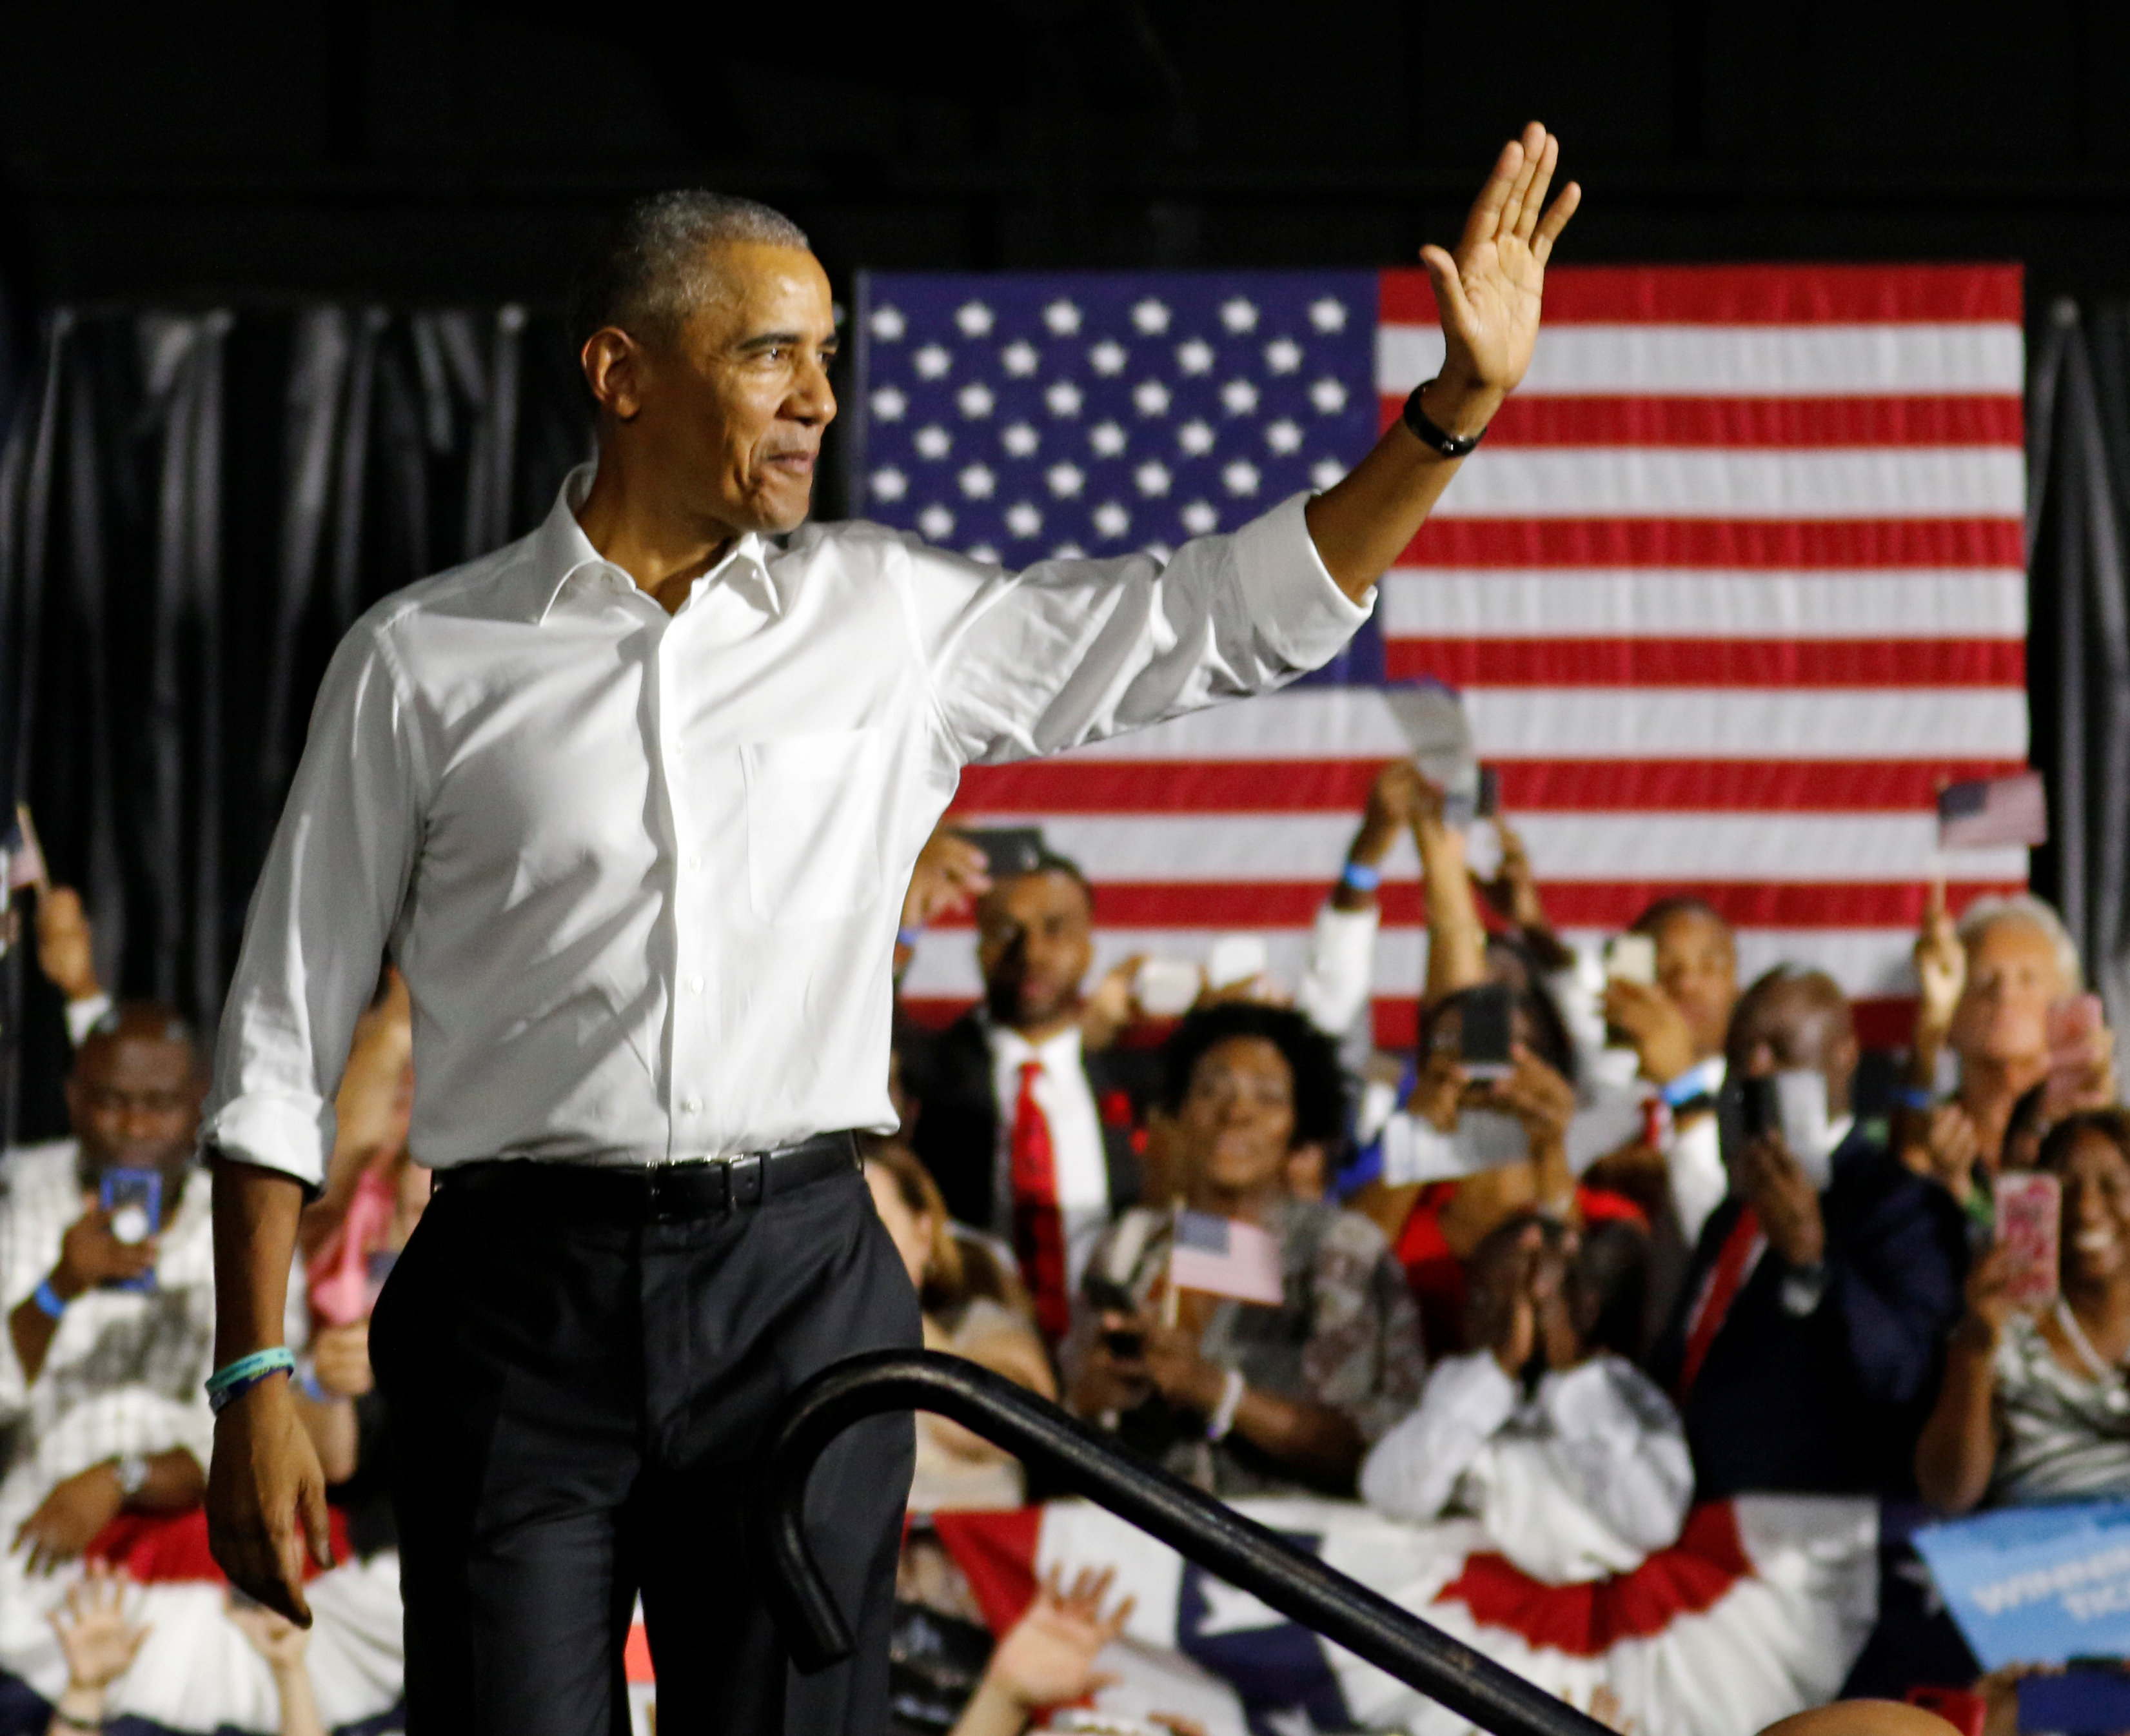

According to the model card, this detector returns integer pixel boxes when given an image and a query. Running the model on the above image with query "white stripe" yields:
[1427,448,2023,519]
[1463,687,2029,760]
[1376,322,2026,396]
[902,926,1931,1001]
[1379,569,2028,639]
[964,813,2023,884]
[1039,686,2028,761]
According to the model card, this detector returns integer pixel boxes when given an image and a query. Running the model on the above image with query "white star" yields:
[1131,298,1172,334]
[967,542,1000,564]
[1222,459,1261,496]
[1309,377,1349,415]
[917,504,956,539]
[1264,419,1302,454]
[1043,299,1082,335]
[1264,337,1303,374]
[1005,501,1043,538]
[1221,379,1260,416]
[1180,500,1219,535]
[1175,339,1214,375]
[914,426,952,459]
[1045,380,1083,417]
[869,305,906,340]
[869,468,907,501]
[1219,297,1259,333]
[1092,501,1130,538]
[958,464,996,498]
[1263,1708,1326,1736]
[957,382,995,419]
[1046,462,1085,498]
[869,386,907,422]
[1132,379,1172,416]
[1001,340,1040,377]
[1143,541,1172,564]
[1177,420,1215,455]
[1050,542,1085,558]
[1308,297,1348,333]
[1134,460,1172,497]
[1001,422,1040,457]
[954,301,994,337]
[1089,339,1127,375]
[1089,420,1127,457]
[1194,1577,1285,1635]
[914,344,952,380]
[1310,457,1347,489]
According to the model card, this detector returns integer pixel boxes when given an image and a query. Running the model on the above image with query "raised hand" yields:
[35,885,101,1004]
[1422,123,1581,406]
[50,1561,148,1691]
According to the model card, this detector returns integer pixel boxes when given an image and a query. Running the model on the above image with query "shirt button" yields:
[682,1095,703,1114]
[686,854,704,870]
[687,975,705,994]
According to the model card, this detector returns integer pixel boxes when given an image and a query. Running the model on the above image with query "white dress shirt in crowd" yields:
[0,1145,217,1527]
[987,1020,1110,1290]
[206,468,1369,1189]
[1359,1348,1693,1585]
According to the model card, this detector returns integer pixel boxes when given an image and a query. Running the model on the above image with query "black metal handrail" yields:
[747,1349,1610,1736]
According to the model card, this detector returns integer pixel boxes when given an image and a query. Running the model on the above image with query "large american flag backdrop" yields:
[856,264,2029,1048]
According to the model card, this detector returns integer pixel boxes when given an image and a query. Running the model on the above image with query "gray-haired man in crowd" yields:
[201,130,1579,1735]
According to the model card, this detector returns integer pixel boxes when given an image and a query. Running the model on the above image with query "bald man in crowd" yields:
[202,133,1579,1736]
[1650,969,1967,1498]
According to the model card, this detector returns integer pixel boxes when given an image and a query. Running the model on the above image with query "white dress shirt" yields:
[986,1021,1110,1289]
[205,469,1369,1189]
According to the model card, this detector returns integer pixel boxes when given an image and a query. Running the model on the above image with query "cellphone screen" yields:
[958,826,1045,879]
[1605,933,1657,986]
[1459,984,1514,1080]
[1740,1075,1780,1141]
[1995,1172,2062,1308]
[99,1167,162,1293]
[1474,764,1501,820]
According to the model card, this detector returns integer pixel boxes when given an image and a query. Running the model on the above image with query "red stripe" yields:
[903,995,1922,1053]
[1379,264,2024,327]
[1376,392,2024,448]
[1398,517,2024,569]
[1383,636,2024,688]
[952,757,2027,815]
[927,880,2024,930]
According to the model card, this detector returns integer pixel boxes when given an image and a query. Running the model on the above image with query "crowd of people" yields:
[0,756,2114,1735]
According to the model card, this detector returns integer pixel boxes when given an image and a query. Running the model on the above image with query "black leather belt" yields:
[435,1130,860,1224]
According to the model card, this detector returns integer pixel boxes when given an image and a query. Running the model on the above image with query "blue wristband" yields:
[205,1346,297,1415]
[1339,860,1383,894]
[1660,1059,1724,1110]
[31,1279,66,1321]
[1889,1085,1936,1112]
[896,925,923,949]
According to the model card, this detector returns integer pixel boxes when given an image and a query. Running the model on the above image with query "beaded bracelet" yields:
[205,1347,296,1416]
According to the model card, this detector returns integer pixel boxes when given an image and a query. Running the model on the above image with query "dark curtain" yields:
[0,305,591,1140]
[2028,299,2130,1082]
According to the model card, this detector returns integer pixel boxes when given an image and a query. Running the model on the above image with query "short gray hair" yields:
[568,190,811,351]
[1957,891,2084,992]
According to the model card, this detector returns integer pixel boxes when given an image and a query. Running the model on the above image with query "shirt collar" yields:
[517,462,782,624]
[987,1017,1085,1071]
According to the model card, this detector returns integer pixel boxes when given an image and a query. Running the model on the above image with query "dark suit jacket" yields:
[1648,1126,1968,1499]
[903,1009,1156,1232]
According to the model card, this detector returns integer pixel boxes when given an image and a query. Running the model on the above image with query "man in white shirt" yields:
[202,130,1579,1736]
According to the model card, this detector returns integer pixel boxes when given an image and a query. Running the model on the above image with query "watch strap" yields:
[1402,379,1487,459]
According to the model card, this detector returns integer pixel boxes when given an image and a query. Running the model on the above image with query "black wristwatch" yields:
[1402,379,1488,458]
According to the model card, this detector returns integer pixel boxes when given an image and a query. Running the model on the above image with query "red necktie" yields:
[1010,1060,1070,1342]
[1675,1203,1762,1401]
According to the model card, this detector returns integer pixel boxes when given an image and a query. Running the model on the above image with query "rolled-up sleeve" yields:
[201,617,428,1192]
[903,491,1372,765]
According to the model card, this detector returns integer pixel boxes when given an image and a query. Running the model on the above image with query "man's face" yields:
[66,1034,203,1180]
[977,871,1094,1032]
[596,241,838,538]
[1726,978,1857,1118]
[1176,1036,1298,1198]
[1950,917,2066,1069]
[1650,909,1739,1060]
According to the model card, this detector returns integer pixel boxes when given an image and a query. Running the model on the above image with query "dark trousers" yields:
[369,1158,920,1736]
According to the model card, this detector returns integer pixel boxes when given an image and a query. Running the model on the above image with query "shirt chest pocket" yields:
[740,727,888,925]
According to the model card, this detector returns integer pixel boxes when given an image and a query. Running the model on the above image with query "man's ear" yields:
[580,328,649,422]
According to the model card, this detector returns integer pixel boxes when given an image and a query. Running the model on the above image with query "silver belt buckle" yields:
[728,1152,765,1208]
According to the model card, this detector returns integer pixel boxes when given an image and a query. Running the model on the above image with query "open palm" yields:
[1424,123,1581,397]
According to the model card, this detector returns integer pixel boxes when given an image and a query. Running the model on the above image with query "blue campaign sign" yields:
[1914,1502,2130,1669]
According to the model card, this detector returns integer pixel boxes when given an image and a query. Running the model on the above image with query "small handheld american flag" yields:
[1937,772,2048,851]
[1168,1208,1285,1307]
